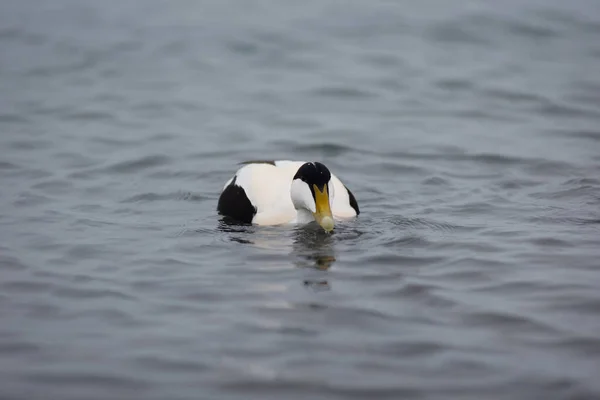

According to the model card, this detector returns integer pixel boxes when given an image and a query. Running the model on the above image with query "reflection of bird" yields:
[218,161,359,232]
[292,227,336,291]
[291,226,337,270]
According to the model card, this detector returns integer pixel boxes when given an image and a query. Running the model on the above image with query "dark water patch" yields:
[381,282,457,309]
[279,141,361,157]
[53,287,135,301]
[0,341,40,355]
[227,39,259,56]
[65,243,108,260]
[536,100,600,119]
[470,280,549,296]
[62,111,118,123]
[121,191,208,203]
[309,86,378,100]
[454,108,524,122]
[219,379,422,400]
[537,295,600,315]
[187,149,248,161]
[1,280,53,294]
[234,319,320,336]
[146,170,205,180]
[72,216,119,228]
[530,186,599,201]
[481,87,549,106]
[90,136,145,148]
[507,19,560,39]
[380,161,427,175]
[25,370,150,390]
[383,150,534,167]
[67,308,142,328]
[544,337,600,357]
[263,115,321,130]
[523,160,578,177]
[361,52,403,68]
[8,139,52,151]
[377,340,444,358]
[0,27,45,44]
[133,354,210,374]
[552,129,600,141]
[563,177,600,186]
[362,253,444,267]
[529,236,573,248]
[465,153,534,166]
[388,216,467,234]
[0,161,19,170]
[13,191,53,207]
[105,154,172,174]
[174,287,229,304]
[430,13,563,46]
[381,235,430,248]
[495,178,542,190]
[0,112,29,124]
[449,202,496,215]
[422,176,449,186]
[434,78,475,92]
[92,92,127,106]
[257,302,397,324]
[0,254,29,271]
[461,310,558,335]
[25,55,102,77]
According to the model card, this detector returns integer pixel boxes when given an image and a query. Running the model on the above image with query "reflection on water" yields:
[217,218,256,244]
[290,226,336,270]
[292,226,336,291]
[218,219,336,288]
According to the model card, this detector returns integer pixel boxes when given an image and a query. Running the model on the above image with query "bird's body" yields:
[218,160,359,230]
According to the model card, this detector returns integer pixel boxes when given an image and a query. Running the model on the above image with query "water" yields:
[1,0,600,399]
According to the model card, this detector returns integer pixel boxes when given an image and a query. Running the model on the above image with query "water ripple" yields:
[105,155,172,174]
[2,1,600,399]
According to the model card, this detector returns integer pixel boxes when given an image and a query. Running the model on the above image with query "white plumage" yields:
[218,160,359,228]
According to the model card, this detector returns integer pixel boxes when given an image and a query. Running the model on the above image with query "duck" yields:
[217,160,359,232]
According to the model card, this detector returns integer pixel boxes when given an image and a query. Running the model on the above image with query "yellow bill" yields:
[313,184,334,232]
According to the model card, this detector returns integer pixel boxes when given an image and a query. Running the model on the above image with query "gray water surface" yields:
[1,1,600,399]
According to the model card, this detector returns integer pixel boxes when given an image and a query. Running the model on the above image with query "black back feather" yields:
[217,176,257,223]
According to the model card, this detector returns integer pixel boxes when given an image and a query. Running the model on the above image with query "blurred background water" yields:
[1,0,600,399]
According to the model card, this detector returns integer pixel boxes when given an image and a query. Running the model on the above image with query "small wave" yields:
[552,129,600,142]
[133,354,209,373]
[309,86,377,99]
[53,287,135,301]
[63,110,117,122]
[361,253,444,267]
[0,113,29,124]
[281,141,362,156]
[105,155,172,174]
[462,310,558,334]
[388,216,464,233]
[121,191,208,203]
[435,78,475,92]
[13,191,53,207]
[0,161,19,170]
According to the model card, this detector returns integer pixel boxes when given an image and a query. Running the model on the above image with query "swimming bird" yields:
[218,160,359,232]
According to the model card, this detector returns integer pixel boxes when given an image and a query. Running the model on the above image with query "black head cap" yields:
[293,162,331,191]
